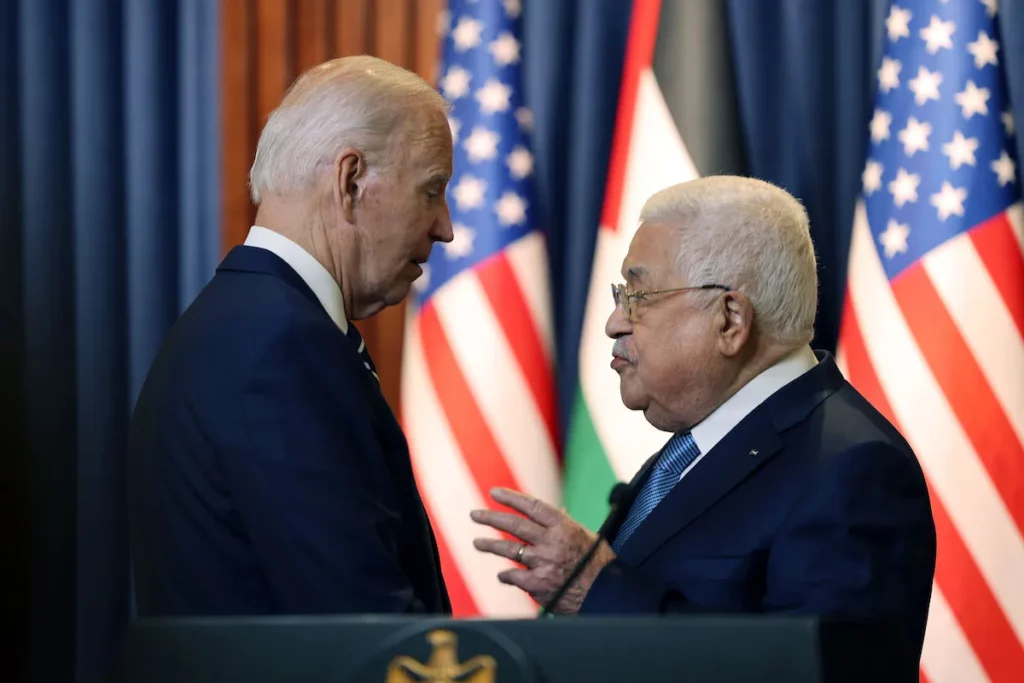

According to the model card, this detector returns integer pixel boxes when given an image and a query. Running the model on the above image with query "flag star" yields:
[878,58,902,93]
[930,181,967,221]
[942,131,979,170]
[448,117,461,144]
[908,66,942,105]
[870,109,893,143]
[489,31,521,66]
[898,117,932,157]
[451,16,484,51]
[879,219,911,258]
[981,0,998,18]
[494,191,527,226]
[444,224,476,259]
[463,126,500,163]
[476,78,513,115]
[506,146,534,180]
[955,80,990,119]
[886,5,912,42]
[991,150,1016,187]
[1002,111,1015,136]
[502,0,522,19]
[967,31,999,69]
[888,168,921,207]
[920,15,955,54]
[515,107,534,131]
[441,65,471,100]
[451,175,487,210]
[862,160,884,195]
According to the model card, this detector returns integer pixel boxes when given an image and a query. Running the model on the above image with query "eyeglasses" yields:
[611,283,731,318]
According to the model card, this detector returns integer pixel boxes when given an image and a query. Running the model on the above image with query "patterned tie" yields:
[611,432,701,553]
[346,323,379,384]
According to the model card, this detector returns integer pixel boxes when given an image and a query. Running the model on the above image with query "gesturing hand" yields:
[470,487,616,615]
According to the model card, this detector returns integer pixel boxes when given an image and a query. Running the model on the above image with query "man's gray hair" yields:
[640,176,818,345]
[249,55,450,205]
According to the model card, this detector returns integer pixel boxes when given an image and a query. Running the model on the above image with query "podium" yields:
[109,614,914,683]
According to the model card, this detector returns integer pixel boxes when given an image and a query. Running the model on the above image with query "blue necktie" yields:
[346,324,379,384]
[611,432,701,553]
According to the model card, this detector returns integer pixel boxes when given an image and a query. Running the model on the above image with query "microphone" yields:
[539,482,631,616]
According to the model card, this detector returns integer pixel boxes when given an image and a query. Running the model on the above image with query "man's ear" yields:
[717,290,753,358]
[334,148,364,224]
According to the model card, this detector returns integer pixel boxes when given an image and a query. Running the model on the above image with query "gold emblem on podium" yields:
[386,629,497,683]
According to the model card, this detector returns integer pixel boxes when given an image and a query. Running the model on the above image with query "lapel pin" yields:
[749,449,759,456]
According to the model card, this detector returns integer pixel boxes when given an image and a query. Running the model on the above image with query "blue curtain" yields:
[1,1,219,681]
[726,0,1024,351]
[523,0,634,436]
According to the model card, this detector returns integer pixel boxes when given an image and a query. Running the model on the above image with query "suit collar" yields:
[242,226,349,333]
[615,351,844,565]
[218,245,324,313]
[690,345,818,455]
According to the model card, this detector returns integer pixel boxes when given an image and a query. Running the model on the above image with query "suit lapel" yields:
[617,408,783,565]
[615,353,846,565]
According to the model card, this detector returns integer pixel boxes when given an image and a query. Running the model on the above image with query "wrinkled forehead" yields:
[621,222,680,285]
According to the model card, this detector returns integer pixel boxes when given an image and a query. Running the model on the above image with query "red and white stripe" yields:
[402,231,560,616]
[837,200,1024,682]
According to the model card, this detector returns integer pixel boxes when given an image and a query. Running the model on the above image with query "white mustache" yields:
[612,339,636,364]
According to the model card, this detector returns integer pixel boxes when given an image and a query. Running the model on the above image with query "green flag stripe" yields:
[563,386,618,531]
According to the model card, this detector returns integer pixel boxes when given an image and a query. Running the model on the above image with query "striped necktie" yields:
[611,432,701,553]
[346,323,379,384]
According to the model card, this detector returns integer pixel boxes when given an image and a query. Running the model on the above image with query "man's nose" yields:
[605,303,632,339]
[432,209,454,243]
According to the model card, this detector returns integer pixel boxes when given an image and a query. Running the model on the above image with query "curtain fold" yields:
[4,1,219,681]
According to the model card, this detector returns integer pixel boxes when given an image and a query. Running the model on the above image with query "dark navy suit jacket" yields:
[127,246,450,616]
[581,354,936,668]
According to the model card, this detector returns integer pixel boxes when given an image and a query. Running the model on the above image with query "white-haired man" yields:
[128,56,454,615]
[472,176,936,667]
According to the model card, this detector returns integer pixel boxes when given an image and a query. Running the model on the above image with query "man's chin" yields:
[617,384,648,412]
[384,280,414,306]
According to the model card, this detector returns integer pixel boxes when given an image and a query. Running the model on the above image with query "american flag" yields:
[400,0,560,617]
[836,1,1022,680]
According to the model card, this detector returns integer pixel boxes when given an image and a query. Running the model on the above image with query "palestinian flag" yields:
[563,0,746,528]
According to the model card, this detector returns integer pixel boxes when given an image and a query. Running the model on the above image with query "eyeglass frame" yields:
[610,282,732,318]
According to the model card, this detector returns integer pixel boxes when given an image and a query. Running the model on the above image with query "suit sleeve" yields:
[763,441,936,620]
[220,320,427,614]
[581,441,936,621]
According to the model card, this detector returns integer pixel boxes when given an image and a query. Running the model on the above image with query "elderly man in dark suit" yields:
[472,176,936,668]
[127,55,454,615]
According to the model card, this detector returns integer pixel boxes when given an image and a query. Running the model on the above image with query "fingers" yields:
[496,568,540,594]
[489,487,562,527]
[473,537,532,565]
[469,509,545,544]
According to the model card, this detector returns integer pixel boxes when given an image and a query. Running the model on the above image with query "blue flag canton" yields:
[411,0,536,306]
[863,0,1018,281]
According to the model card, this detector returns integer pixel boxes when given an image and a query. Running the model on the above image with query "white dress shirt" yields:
[243,225,348,333]
[680,345,819,480]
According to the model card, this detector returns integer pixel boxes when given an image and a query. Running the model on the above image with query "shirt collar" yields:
[243,225,348,333]
[690,345,818,454]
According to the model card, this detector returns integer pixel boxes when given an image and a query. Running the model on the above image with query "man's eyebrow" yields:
[625,266,648,282]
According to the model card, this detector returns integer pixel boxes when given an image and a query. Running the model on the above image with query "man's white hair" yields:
[640,176,818,345]
[248,55,450,204]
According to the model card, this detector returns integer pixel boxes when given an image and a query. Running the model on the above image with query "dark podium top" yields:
[109,614,916,683]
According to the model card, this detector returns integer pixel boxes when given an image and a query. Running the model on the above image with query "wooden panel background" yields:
[221,0,444,414]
